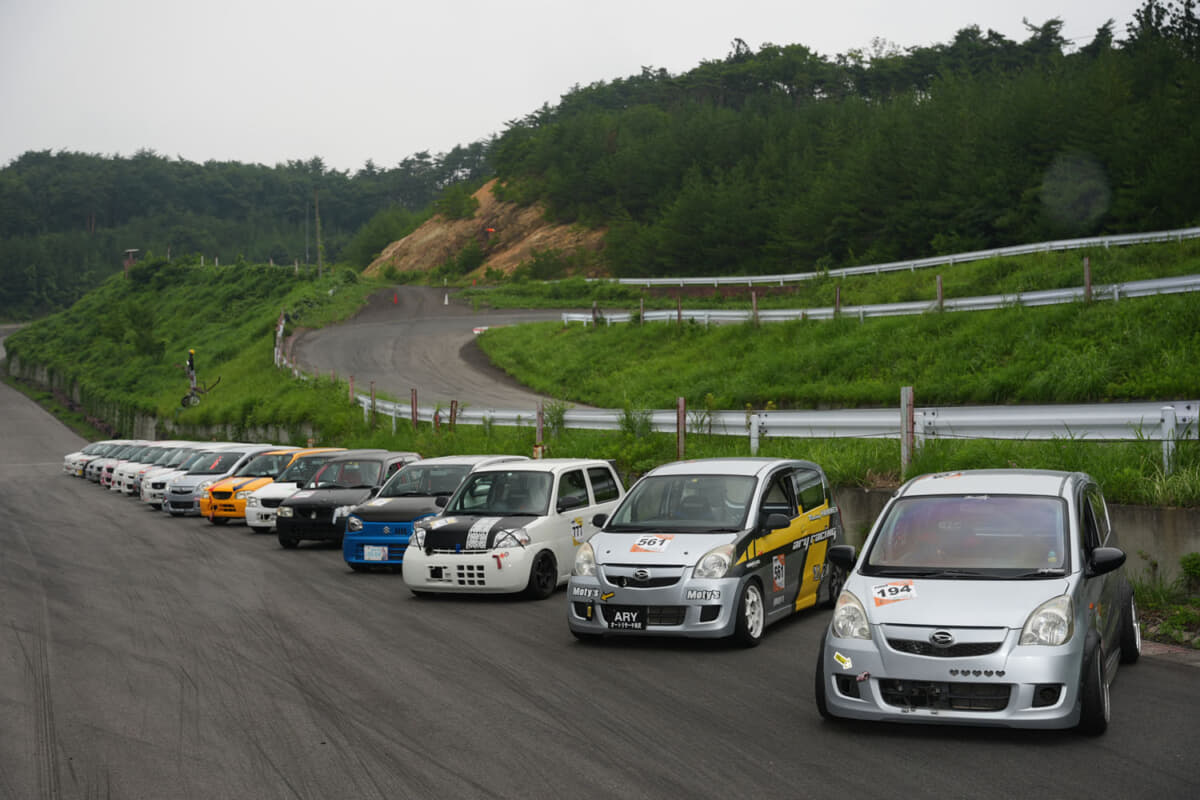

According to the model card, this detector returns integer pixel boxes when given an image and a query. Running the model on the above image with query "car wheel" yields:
[818,563,845,610]
[523,550,558,600]
[814,630,836,720]
[277,533,298,549]
[1077,644,1110,736]
[733,580,766,647]
[1119,586,1142,665]
[209,516,229,526]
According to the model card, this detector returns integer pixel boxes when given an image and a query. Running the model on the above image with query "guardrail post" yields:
[752,290,759,327]
[349,376,354,402]
[749,413,760,455]
[535,401,545,459]
[677,397,686,459]
[677,296,683,325]
[1162,406,1177,475]
[370,381,376,427]
[900,386,915,476]
[410,389,418,431]
[640,297,645,327]
[450,400,458,431]
[835,286,841,315]
[936,275,944,311]
[1084,257,1092,303]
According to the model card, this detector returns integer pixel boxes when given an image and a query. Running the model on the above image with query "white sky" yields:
[0,0,1146,173]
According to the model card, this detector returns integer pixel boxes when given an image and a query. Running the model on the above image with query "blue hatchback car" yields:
[342,455,527,572]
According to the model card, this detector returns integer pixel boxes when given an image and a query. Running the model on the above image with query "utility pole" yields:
[314,189,323,278]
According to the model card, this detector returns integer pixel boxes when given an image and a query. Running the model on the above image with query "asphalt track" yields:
[3,324,1200,799]
[291,286,576,411]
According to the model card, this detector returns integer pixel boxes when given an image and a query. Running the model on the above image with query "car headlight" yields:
[277,506,294,518]
[693,544,734,579]
[196,480,214,493]
[493,528,531,549]
[332,505,354,522]
[410,528,425,548]
[573,541,596,576]
[830,591,871,640]
[346,515,363,533]
[235,490,251,500]
[246,496,259,507]
[1020,594,1074,646]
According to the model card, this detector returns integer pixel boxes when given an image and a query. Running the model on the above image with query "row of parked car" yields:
[63,438,1140,734]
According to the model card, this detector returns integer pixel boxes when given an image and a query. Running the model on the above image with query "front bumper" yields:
[343,521,415,566]
[402,546,537,594]
[565,569,741,639]
[819,625,1086,729]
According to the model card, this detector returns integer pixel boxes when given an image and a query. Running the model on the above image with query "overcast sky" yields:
[1,0,1146,173]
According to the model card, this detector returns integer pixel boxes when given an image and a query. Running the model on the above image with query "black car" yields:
[275,450,421,548]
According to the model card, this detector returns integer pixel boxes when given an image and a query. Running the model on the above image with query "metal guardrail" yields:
[562,274,1200,326]
[604,226,1200,288]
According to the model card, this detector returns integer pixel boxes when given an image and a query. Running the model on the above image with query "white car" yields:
[140,443,239,509]
[243,449,346,532]
[404,459,625,599]
[111,440,196,495]
[63,439,122,477]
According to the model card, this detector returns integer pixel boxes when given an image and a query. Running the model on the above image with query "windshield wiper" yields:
[1010,568,1067,578]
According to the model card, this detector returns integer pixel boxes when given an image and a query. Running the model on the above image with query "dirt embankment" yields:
[364,179,606,278]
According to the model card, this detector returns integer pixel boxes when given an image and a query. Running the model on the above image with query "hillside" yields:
[364,179,606,278]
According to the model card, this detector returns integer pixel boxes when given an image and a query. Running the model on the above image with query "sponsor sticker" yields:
[573,586,601,599]
[631,534,674,553]
[685,589,721,601]
[872,580,917,606]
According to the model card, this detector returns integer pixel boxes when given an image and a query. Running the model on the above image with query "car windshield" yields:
[380,464,470,498]
[605,474,755,532]
[276,454,336,483]
[305,459,382,489]
[235,452,296,478]
[861,494,1070,578]
[188,451,245,475]
[447,470,553,516]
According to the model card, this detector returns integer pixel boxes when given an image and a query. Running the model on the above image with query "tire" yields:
[1077,645,1110,736]
[277,533,298,549]
[523,551,558,600]
[733,580,766,647]
[818,563,845,610]
[209,516,229,526]
[1119,586,1142,665]
[814,630,835,720]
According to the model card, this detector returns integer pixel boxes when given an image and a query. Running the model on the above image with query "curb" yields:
[1142,639,1200,667]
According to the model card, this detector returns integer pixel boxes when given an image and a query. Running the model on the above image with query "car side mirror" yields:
[762,513,791,532]
[435,495,448,508]
[827,544,857,571]
[558,494,586,513]
[592,513,608,528]
[1087,546,1126,577]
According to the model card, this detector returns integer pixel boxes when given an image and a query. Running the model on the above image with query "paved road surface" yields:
[3,376,1200,799]
[291,287,575,411]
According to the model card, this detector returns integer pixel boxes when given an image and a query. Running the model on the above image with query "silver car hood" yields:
[855,576,1072,628]
[591,531,739,568]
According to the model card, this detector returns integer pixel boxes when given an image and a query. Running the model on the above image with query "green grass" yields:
[4,238,1200,506]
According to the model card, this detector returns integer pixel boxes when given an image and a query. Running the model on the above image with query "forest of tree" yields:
[1,0,1196,319]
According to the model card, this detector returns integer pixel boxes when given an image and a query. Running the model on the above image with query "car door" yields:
[1081,482,1123,651]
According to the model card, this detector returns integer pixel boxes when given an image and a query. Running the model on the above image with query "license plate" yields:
[364,545,388,561]
[607,607,646,630]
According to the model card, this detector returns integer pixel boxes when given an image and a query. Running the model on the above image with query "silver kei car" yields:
[815,469,1139,735]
